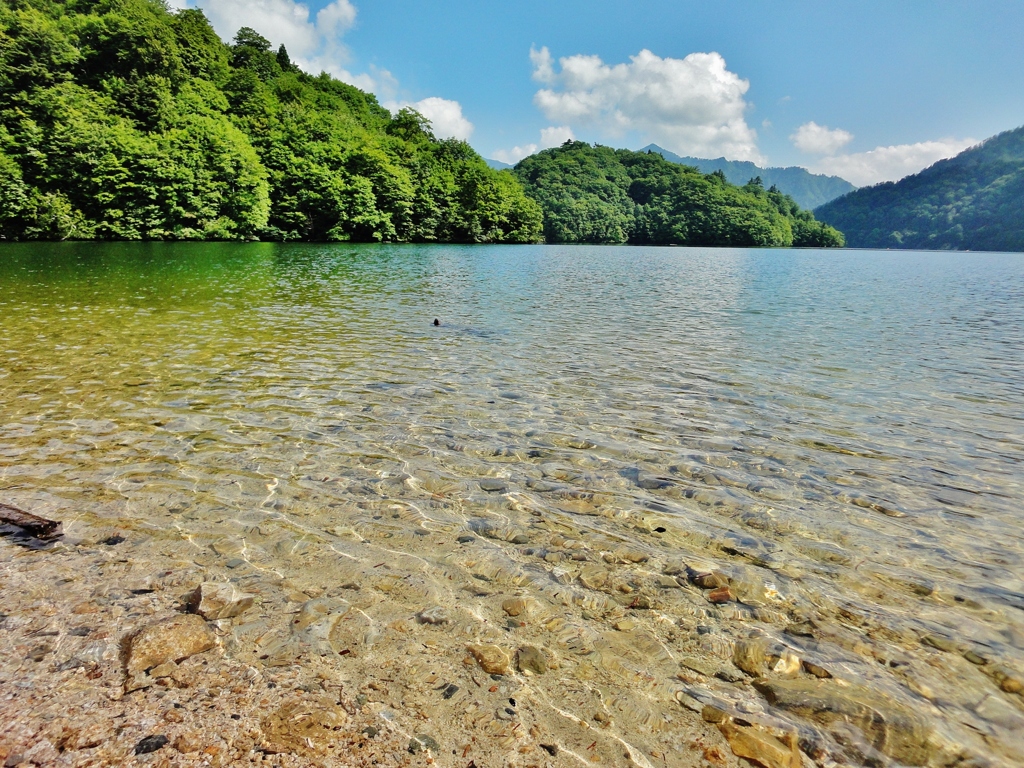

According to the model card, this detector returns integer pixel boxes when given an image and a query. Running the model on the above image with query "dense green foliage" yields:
[815,127,1024,252]
[641,144,857,210]
[514,142,844,248]
[0,0,542,242]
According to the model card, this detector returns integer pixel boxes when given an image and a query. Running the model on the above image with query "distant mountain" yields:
[486,158,513,170]
[641,144,856,210]
[814,127,1024,252]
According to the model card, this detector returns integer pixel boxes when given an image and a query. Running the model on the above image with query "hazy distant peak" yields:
[640,144,857,209]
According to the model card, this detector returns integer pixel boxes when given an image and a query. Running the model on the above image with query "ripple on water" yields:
[1,243,1023,766]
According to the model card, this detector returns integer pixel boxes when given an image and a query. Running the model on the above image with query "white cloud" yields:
[529,46,761,162]
[791,121,853,155]
[176,0,397,92]
[810,138,978,187]
[492,125,575,165]
[384,97,474,141]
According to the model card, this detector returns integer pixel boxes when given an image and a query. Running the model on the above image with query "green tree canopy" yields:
[0,0,542,243]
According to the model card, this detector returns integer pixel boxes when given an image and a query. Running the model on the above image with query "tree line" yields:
[0,0,845,249]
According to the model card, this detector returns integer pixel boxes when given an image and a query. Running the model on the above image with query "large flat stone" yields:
[754,678,936,766]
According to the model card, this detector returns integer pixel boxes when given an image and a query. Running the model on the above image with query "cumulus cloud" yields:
[529,46,761,162]
[383,97,475,140]
[492,125,576,165]
[791,121,853,155]
[174,0,401,93]
[809,138,978,187]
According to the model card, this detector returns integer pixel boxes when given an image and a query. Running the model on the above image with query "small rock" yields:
[225,558,246,569]
[468,644,511,675]
[408,734,440,754]
[708,587,734,604]
[362,726,378,738]
[614,619,637,632]
[174,732,203,754]
[134,735,169,755]
[693,571,731,589]
[802,660,831,679]
[992,665,1024,694]
[771,650,801,678]
[718,721,801,768]
[456,535,476,544]
[479,479,508,493]
[123,615,217,691]
[502,596,544,619]
[442,684,460,699]
[733,638,770,675]
[701,705,729,723]
[517,645,549,675]
[921,634,956,652]
[417,606,451,625]
[187,582,255,621]
[540,743,559,756]
[679,655,718,677]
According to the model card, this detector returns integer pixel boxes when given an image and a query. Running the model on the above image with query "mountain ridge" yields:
[814,126,1024,252]
[641,144,856,210]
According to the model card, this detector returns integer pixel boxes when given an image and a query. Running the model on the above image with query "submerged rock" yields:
[467,644,511,675]
[753,678,936,765]
[122,615,216,691]
[517,645,549,675]
[187,582,255,621]
[718,721,801,768]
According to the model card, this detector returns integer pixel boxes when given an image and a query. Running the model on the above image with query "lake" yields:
[1,242,1022,766]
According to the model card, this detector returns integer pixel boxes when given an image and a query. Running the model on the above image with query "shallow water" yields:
[1,243,1023,766]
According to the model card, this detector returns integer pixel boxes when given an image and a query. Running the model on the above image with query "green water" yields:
[2,242,1023,764]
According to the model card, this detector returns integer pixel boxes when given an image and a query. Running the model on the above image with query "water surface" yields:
[2,243,1022,765]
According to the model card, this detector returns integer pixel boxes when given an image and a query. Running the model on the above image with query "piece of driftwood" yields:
[0,503,63,539]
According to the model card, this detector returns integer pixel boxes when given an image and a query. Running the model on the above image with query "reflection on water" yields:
[1,243,1023,765]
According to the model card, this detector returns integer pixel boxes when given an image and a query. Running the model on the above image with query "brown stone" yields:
[753,678,935,765]
[693,571,731,589]
[718,721,802,768]
[186,582,255,621]
[516,645,549,675]
[708,587,734,604]
[122,614,216,691]
[467,644,511,675]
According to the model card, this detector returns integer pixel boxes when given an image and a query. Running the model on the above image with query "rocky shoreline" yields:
[2,490,1023,768]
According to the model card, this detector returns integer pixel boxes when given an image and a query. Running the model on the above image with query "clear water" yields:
[2,243,1023,765]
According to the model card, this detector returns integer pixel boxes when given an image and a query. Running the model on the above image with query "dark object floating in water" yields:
[0,503,62,539]
[102,534,126,546]
[134,735,169,755]
[433,318,440,326]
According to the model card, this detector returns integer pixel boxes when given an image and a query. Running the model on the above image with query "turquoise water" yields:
[2,243,1023,764]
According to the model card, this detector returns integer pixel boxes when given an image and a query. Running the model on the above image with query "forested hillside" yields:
[515,142,844,247]
[815,126,1024,252]
[0,0,542,242]
[642,144,856,210]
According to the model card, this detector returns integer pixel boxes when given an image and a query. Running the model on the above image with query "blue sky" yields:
[176,0,1024,185]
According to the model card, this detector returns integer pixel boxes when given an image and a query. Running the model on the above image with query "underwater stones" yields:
[734,637,772,677]
[122,614,217,692]
[718,721,802,768]
[516,645,549,675]
[408,734,440,754]
[467,644,511,675]
[186,582,254,621]
[708,587,734,604]
[753,679,936,766]
[692,571,731,589]
[502,596,544,619]
[991,665,1024,694]
[417,606,451,625]
[479,478,508,493]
